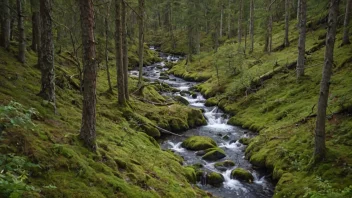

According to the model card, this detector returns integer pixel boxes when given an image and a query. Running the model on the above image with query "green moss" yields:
[239,137,251,145]
[181,136,217,151]
[183,167,196,184]
[0,46,207,197]
[231,168,254,183]
[206,172,224,187]
[201,147,226,161]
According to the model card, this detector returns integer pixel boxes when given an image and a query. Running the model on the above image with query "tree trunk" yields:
[115,0,126,105]
[297,0,301,21]
[284,0,290,47]
[220,3,224,37]
[249,0,254,53]
[38,0,56,114]
[78,0,98,152]
[137,0,144,88]
[297,0,307,79]
[238,0,243,48]
[342,0,351,45]
[0,0,11,50]
[314,0,340,163]
[268,12,273,53]
[17,0,26,63]
[31,11,40,52]
[122,1,129,100]
[227,0,231,38]
[105,17,113,93]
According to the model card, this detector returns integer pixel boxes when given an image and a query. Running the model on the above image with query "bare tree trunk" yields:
[297,0,301,21]
[227,0,231,38]
[238,0,243,48]
[342,0,351,45]
[0,0,11,50]
[122,1,129,100]
[38,0,56,114]
[284,0,290,47]
[105,17,112,93]
[249,0,254,53]
[78,0,98,152]
[17,0,26,63]
[31,11,40,52]
[268,13,273,53]
[297,0,307,79]
[314,0,340,163]
[137,0,144,88]
[244,22,247,54]
[220,3,224,37]
[115,0,126,105]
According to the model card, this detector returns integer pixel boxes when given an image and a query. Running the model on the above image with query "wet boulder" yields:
[159,76,169,80]
[195,150,206,156]
[207,172,224,187]
[214,160,235,171]
[174,96,190,106]
[181,136,217,151]
[231,168,254,183]
[201,147,226,161]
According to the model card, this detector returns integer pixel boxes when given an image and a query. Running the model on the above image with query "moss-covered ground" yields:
[0,41,209,197]
[168,6,352,198]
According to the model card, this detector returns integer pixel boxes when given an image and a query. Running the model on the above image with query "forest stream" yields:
[131,49,274,198]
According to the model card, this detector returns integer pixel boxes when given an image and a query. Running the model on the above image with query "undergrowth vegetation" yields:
[0,41,207,197]
[168,5,352,198]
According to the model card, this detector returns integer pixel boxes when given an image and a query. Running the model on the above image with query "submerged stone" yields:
[214,160,235,171]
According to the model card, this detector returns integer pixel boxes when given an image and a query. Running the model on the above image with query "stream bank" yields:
[131,50,274,198]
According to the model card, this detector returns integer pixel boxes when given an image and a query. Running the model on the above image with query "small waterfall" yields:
[223,169,248,193]
[167,141,185,153]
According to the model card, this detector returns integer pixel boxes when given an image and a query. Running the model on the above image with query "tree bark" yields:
[238,0,243,48]
[297,0,301,21]
[137,0,144,88]
[31,11,40,52]
[38,0,56,114]
[297,0,307,79]
[284,0,290,47]
[249,0,254,53]
[78,0,98,152]
[0,0,11,50]
[314,0,340,163]
[17,0,26,63]
[105,17,113,93]
[115,0,126,105]
[122,1,129,100]
[342,0,351,45]
[227,0,231,38]
[220,3,224,37]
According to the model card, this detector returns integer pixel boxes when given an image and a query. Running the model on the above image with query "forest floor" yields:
[168,14,352,197]
[0,43,209,197]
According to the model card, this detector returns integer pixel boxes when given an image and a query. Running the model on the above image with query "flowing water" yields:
[131,49,274,198]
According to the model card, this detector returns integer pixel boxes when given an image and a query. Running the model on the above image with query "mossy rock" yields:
[183,167,196,184]
[214,160,235,171]
[201,147,226,161]
[187,109,207,127]
[174,96,190,105]
[169,118,189,132]
[182,136,217,151]
[239,137,250,145]
[205,97,218,107]
[207,172,224,187]
[231,168,254,183]
[141,123,161,137]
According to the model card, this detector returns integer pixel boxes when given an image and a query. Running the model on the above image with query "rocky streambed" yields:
[131,50,274,198]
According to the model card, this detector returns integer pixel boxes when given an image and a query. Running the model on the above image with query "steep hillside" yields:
[0,45,207,197]
[169,9,352,198]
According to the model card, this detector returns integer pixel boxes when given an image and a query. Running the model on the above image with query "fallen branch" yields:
[153,125,184,137]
